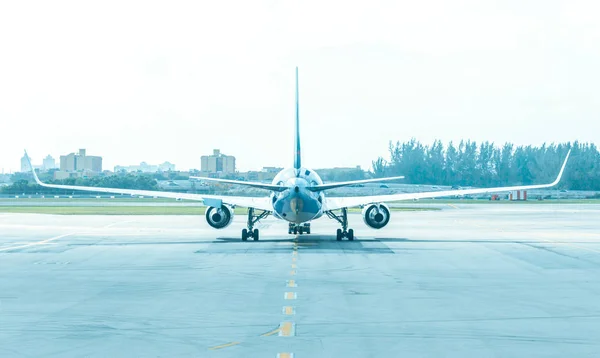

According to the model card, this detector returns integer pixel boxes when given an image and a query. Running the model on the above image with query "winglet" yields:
[551,149,571,186]
[24,150,44,186]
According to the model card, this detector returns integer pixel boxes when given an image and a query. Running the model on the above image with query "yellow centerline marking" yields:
[290,270,296,275]
[0,232,75,252]
[284,292,297,300]
[278,353,294,358]
[278,321,295,336]
[292,256,297,262]
[283,306,295,315]
[260,328,281,337]
[447,204,460,209]
[208,341,240,350]
[286,279,297,287]
[291,263,297,269]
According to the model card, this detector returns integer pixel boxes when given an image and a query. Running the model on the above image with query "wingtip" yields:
[553,149,571,186]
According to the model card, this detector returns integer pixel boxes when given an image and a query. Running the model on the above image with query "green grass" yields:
[0,206,439,215]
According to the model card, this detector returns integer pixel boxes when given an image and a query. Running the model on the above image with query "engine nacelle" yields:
[205,205,234,229]
[361,203,391,229]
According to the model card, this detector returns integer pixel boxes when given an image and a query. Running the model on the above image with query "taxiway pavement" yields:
[1,204,599,357]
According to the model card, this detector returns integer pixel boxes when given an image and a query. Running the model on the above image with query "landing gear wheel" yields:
[347,228,354,241]
[253,229,259,241]
[242,228,248,241]
[298,227,304,235]
[336,228,342,241]
[303,223,311,234]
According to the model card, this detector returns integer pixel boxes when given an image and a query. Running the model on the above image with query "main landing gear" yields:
[289,222,311,235]
[242,208,270,241]
[325,207,354,241]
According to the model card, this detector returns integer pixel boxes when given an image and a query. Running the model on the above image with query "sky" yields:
[1,0,599,173]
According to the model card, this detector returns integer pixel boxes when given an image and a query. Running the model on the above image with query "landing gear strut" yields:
[288,222,311,235]
[326,208,354,241]
[242,208,270,241]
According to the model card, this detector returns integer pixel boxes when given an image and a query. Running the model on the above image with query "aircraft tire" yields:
[253,229,259,241]
[336,228,342,241]
[348,229,354,241]
[242,229,248,241]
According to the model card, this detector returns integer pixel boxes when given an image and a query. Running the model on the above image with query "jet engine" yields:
[361,203,391,229]
[205,205,234,229]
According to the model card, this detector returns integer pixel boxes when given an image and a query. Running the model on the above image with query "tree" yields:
[370,139,599,190]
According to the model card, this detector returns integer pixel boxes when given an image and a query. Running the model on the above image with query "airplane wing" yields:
[24,152,273,211]
[189,176,286,192]
[307,176,405,192]
[324,150,571,211]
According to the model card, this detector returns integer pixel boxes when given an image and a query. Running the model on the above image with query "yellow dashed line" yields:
[292,257,297,262]
[447,204,460,209]
[284,292,297,300]
[291,263,297,269]
[283,306,295,315]
[208,341,240,350]
[278,353,294,358]
[290,270,296,275]
[286,279,297,287]
[279,321,295,336]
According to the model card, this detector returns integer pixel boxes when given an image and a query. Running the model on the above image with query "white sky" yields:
[1,0,599,173]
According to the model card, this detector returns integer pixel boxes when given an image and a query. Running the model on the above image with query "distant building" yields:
[20,155,29,172]
[42,155,57,170]
[59,149,102,173]
[262,167,283,173]
[201,149,236,176]
[114,161,175,173]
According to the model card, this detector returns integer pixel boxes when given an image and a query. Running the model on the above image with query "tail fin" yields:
[294,66,301,170]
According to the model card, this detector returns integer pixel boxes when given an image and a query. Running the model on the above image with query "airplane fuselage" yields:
[270,167,325,223]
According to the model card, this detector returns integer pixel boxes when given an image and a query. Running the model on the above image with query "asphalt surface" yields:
[1,205,600,357]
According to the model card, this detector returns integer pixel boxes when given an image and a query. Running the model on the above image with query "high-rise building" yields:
[201,149,235,174]
[60,149,102,173]
[42,155,57,170]
[20,155,29,172]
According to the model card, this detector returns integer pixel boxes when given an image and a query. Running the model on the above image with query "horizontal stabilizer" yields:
[307,176,405,192]
[189,176,287,192]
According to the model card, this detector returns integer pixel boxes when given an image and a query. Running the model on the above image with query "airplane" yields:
[25,67,571,241]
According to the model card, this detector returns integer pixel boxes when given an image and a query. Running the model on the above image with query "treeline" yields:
[1,174,158,194]
[372,140,600,190]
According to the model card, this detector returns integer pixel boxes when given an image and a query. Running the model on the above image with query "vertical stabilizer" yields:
[294,67,301,170]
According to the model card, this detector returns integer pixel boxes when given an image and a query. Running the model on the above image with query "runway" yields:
[1,204,600,357]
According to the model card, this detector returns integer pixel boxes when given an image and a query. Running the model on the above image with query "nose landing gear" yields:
[288,222,311,235]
